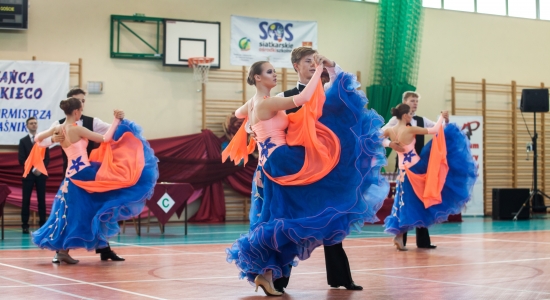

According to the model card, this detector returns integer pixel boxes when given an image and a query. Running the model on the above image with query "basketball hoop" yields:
[188,57,214,84]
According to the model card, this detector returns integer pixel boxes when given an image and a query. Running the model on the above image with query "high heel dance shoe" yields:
[254,275,283,297]
[393,234,408,251]
[56,252,79,264]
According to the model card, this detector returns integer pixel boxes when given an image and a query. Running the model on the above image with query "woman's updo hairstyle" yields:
[391,103,411,120]
[247,61,268,86]
[59,97,82,115]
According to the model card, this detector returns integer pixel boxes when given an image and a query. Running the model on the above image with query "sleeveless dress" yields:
[31,120,158,251]
[384,124,478,235]
[225,72,389,283]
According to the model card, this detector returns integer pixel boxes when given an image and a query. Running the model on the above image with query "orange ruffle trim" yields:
[405,126,449,208]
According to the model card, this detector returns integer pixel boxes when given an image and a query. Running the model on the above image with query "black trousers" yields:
[403,227,431,247]
[273,242,353,290]
[21,174,47,229]
[95,245,113,254]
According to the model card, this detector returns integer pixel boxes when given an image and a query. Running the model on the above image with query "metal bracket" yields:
[110,15,164,60]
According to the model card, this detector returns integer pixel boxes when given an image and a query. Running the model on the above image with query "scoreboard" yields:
[0,0,28,30]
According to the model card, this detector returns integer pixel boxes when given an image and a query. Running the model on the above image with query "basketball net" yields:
[188,57,214,84]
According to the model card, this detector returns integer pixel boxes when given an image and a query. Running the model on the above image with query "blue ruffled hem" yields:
[226,72,389,283]
[384,124,478,235]
[32,119,159,251]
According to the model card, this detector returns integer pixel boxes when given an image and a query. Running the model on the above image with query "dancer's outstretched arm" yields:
[256,64,324,119]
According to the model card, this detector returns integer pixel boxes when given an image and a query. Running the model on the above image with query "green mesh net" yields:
[367,0,424,125]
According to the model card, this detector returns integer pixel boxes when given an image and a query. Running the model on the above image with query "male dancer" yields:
[270,47,403,293]
[40,88,126,262]
[382,91,449,249]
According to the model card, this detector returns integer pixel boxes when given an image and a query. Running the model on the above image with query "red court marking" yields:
[0,231,549,299]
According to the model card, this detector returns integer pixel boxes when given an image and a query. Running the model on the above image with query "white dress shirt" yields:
[38,117,111,148]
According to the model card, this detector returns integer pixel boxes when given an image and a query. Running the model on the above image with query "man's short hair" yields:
[402,91,420,102]
[67,88,86,98]
[291,47,318,72]
[26,116,37,125]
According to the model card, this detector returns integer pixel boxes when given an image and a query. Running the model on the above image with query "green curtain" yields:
[367,0,424,125]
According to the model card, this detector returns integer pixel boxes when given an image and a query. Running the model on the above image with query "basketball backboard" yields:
[163,19,220,68]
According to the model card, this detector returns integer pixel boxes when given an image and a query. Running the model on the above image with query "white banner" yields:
[0,61,69,145]
[449,116,484,216]
[231,15,317,68]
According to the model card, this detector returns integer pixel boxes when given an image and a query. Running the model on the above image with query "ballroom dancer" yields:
[25,97,158,263]
[223,57,388,296]
[271,47,401,292]
[382,91,448,249]
[382,104,477,251]
[40,88,127,262]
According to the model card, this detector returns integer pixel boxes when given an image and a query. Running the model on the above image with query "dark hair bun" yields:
[59,97,82,115]
[391,107,398,117]
[392,104,410,120]
[247,76,255,86]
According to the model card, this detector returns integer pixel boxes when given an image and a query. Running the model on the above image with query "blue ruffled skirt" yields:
[226,73,389,283]
[32,120,159,251]
[384,124,478,235]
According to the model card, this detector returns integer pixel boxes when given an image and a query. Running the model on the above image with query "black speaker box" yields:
[492,188,530,220]
[520,89,549,113]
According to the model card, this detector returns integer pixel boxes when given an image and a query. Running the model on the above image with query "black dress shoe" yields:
[100,251,125,261]
[418,244,437,249]
[330,282,363,290]
[22,228,29,234]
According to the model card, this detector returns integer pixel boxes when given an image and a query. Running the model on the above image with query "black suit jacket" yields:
[18,134,50,178]
[283,86,303,114]
[413,116,425,155]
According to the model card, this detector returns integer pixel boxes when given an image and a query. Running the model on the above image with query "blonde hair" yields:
[402,91,420,102]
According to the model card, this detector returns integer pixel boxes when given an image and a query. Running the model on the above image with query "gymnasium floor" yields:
[0,217,549,299]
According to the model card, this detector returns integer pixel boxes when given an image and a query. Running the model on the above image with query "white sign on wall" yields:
[449,115,484,216]
[0,61,69,145]
[230,15,317,68]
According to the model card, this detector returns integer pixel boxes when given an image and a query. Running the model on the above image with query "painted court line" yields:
[2,256,550,290]
[0,262,165,299]
[0,275,93,299]
[361,272,550,295]
[352,256,550,272]
[436,234,550,245]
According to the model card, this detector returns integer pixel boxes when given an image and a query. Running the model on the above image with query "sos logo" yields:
[258,22,294,42]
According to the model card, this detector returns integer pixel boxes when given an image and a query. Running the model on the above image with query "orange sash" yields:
[70,132,145,193]
[222,79,341,186]
[405,126,448,208]
[221,116,256,166]
[22,144,48,177]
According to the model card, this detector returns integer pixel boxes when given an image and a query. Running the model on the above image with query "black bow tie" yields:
[298,84,305,92]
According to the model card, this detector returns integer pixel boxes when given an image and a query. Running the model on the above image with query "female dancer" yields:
[24,97,158,263]
[223,57,388,296]
[383,104,477,251]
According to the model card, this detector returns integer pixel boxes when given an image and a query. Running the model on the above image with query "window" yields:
[477,0,506,16]
[541,0,550,20]
[422,0,441,9]
[508,0,537,19]
[444,0,475,12]
[346,0,550,22]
